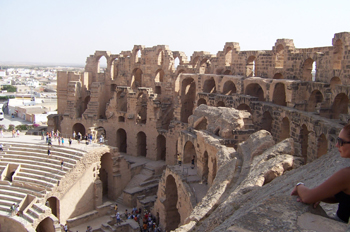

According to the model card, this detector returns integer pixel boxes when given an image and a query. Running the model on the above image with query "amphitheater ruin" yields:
[1,31,350,231]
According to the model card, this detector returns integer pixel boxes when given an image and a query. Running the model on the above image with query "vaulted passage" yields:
[280,117,290,141]
[100,153,113,197]
[194,117,208,130]
[302,58,315,81]
[164,175,180,231]
[272,83,286,106]
[131,68,143,89]
[184,141,196,164]
[72,123,85,137]
[331,93,349,119]
[222,81,236,95]
[116,129,127,153]
[261,111,272,133]
[245,83,264,101]
[36,217,55,232]
[197,98,207,106]
[246,56,256,77]
[181,78,196,123]
[47,197,59,218]
[157,135,166,161]
[307,90,323,112]
[237,104,252,113]
[203,77,216,93]
[137,132,147,157]
[317,134,328,158]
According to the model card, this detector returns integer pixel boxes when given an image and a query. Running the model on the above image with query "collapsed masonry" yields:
[46,32,350,230]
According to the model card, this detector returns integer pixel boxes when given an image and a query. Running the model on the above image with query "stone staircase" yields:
[0,141,87,230]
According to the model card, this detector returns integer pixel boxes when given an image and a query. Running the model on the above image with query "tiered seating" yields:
[0,142,87,228]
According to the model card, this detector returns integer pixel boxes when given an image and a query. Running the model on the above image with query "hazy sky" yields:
[0,0,349,66]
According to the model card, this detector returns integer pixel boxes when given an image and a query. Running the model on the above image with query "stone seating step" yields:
[139,179,160,187]
[0,188,27,199]
[7,147,83,161]
[26,207,39,220]
[20,167,64,179]
[22,212,34,223]
[0,183,45,198]
[14,176,55,190]
[32,203,46,214]
[8,146,84,159]
[0,206,11,214]
[3,152,77,167]
[0,158,67,171]
[20,163,67,175]
[16,171,60,184]
[0,193,24,203]
[0,198,20,207]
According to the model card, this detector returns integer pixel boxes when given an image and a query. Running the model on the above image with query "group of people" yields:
[72,131,95,145]
[11,129,20,138]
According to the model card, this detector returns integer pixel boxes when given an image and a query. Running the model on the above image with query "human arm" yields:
[291,167,350,204]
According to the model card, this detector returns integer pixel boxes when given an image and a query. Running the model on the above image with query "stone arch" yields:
[237,104,252,113]
[199,58,210,74]
[197,98,207,106]
[275,44,284,68]
[155,69,164,82]
[245,83,265,101]
[72,123,85,137]
[223,70,232,75]
[330,76,342,87]
[137,131,147,157]
[300,124,309,164]
[157,50,164,66]
[174,56,180,69]
[131,68,143,89]
[222,81,236,95]
[331,93,349,119]
[261,111,273,133]
[215,67,224,75]
[333,39,343,70]
[184,141,196,164]
[203,77,216,93]
[36,217,55,232]
[100,153,113,197]
[164,175,180,231]
[302,58,315,81]
[135,49,141,63]
[192,56,200,68]
[317,134,328,158]
[116,128,127,153]
[174,70,184,93]
[217,101,225,107]
[95,126,106,139]
[272,83,286,106]
[117,91,127,112]
[246,56,256,77]
[307,90,323,112]
[47,197,59,218]
[280,117,290,141]
[98,55,108,73]
[203,151,209,183]
[194,117,208,130]
[181,78,196,123]
[118,116,125,122]
[157,135,166,161]
[225,47,232,66]
[273,73,283,79]
[136,93,147,124]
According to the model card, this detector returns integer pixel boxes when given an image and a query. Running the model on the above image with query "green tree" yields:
[2,85,17,92]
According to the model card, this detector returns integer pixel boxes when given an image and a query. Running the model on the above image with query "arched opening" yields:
[155,69,164,82]
[300,124,309,164]
[225,47,232,66]
[98,56,107,73]
[174,70,184,93]
[330,76,342,88]
[155,86,161,94]
[261,111,272,133]
[194,117,208,130]
[135,49,141,63]
[222,81,236,95]
[272,83,286,106]
[157,135,166,161]
[203,77,216,93]
[95,127,106,140]
[302,58,315,81]
[47,197,59,218]
[333,39,343,70]
[136,93,147,124]
[245,83,265,101]
[131,68,143,89]
[203,151,209,184]
[157,50,164,66]
[118,116,125,122]
[72,123,85,137]
[216,68,224,75]
[184,141,195,164]
[164,175,180,231]
[197,98,207,106]
[199,58,210,74]
[280,117,290,141]
[307,90,323,112]
[331,93,349,119]
[223,70,231,75]
[36,217,55,232]
[99,153,113,198]
[217,101,225,107]
[246,56,256,77]
[137,132,147,157]
[116,129,127,153]
[117,91,127,112]
[112,58,118,80]
[237,104,252,113]
[275,44,284,68]
[180,78,196,123]
[174,57,180,69]
[273,73,283,79]
[317,134,328,158]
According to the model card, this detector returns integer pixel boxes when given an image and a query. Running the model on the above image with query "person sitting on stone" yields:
[291,124,350,223]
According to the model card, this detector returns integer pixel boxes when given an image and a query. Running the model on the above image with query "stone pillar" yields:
[94,179,103,208]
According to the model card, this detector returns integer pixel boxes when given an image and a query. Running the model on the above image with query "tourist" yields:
[116,212,121,225]
[77,132,81,144]
[86,225,92,232]
[114,203,118,213]
[63,223,68,232]
[89,133,92,144]
[15,204,19,216]
[61,160,64,170]
[61,137,64,146]
[0,128,3,138]
[16,129,20,137]
[99,135,104,146]
[73,131,76,140]
[0,143,3,152]
[58,136,61,145]
[69,137,72,146]
[291,124,350,223]
[48,137,52,147]
[47,148,51,156]
[177,154,182,166]
[10,203,16,216]
[12,129,15,138]
[191,155,195,169]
